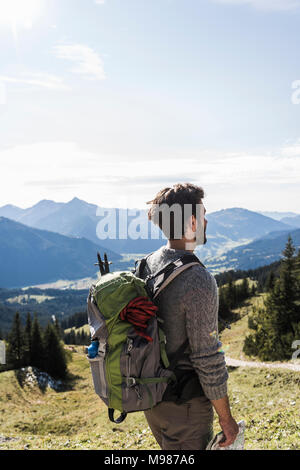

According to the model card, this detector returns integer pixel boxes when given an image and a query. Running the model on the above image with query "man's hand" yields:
[210,395,239,448]
[218,416,239,448]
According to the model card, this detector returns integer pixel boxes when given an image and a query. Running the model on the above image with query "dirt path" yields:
[226,356,300,372]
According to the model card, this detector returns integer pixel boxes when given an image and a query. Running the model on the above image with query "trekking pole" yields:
[94,252,111,276]
[103,253,111,274]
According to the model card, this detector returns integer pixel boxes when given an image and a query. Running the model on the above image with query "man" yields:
[140,183,239,450]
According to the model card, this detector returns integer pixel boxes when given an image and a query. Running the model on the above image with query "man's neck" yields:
[166,239,195,253]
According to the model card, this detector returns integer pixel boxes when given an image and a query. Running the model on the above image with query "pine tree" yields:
[218,285,231,320]
[276,236,300,330]
[295,248,300,280]
[69,329,76,345]
[266,272,275,292]
[76,331,81,345]
[80,330,90,345]
[79,330,84,345]
[225,277,237,309]
[53,317,63,340]
[44,323,67,379]
[31,315,45,370]
[7,312,25,368]
[240,278,250,301]
[24,312,32,366]
[244,236,300,360]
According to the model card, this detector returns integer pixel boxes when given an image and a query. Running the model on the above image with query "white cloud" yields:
[212,0,300,11]
[0,81,6,104]
[54,44,106,81]
[0,72,69,90]
[280,139,300,158]
[0,141,299,211]
[94,0,105,4]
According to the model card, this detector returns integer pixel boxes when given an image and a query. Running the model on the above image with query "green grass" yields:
[1,286,299,450]
[0,346,299,450]
[0,350,159,450]
[220,292,268,360]
[226,367,300,450]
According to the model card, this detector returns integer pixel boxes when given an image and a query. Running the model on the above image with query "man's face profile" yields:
[184,202,207,249]
[195,202,207,246]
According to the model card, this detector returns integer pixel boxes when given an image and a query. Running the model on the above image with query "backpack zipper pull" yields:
[127,338,133,353]
[134,385,142,400]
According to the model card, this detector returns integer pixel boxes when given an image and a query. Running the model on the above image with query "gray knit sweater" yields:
[140,245,228,401]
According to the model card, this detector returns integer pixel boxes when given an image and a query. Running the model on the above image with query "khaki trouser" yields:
[144,396,214,450]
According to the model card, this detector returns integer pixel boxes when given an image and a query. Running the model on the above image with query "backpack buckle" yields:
[127,338,133,353]
[126,377,136,387]
[98,341,107,356]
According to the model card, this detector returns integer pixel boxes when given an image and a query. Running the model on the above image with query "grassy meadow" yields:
[0,288,299,450]
[220,291,267,360]
[0,349,299,449]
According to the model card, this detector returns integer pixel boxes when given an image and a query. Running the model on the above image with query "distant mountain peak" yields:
[226,207,267,215]
[211,207,261,215]
[66,197,97,211]
[68,197,87,205]
[1,203,19,209]
[33,199,56,207]
[39,198,54,203]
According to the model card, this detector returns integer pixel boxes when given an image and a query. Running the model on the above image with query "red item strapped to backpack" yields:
[119,296,158,342]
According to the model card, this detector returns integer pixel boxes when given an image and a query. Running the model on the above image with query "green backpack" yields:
[87,252,203,423]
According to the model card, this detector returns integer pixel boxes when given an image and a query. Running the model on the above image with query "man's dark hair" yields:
[147,183,205,239]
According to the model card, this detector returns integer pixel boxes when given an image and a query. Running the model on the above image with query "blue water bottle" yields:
[87,339,99,358]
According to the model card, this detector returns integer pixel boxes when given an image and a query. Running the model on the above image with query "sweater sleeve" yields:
[183,266,228,401]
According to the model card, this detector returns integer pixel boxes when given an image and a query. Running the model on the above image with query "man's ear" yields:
[191,214,197,232]
[184,215,193,240]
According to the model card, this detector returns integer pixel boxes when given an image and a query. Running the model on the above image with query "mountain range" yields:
[280,215,300,228]
[198,207,297,261]
[206,227,300,273]
[0,198,167,254]
[258,211,299,221]
[1,198,300,287]
[0,217,121,289]
[1,198,298,259]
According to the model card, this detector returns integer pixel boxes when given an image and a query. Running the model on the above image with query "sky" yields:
[0,0,300,213]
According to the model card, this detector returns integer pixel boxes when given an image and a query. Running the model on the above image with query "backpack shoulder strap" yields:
[153,254,205,372]
[133,252,154,278]
[150,253,205,300]
[151,254,205,371]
